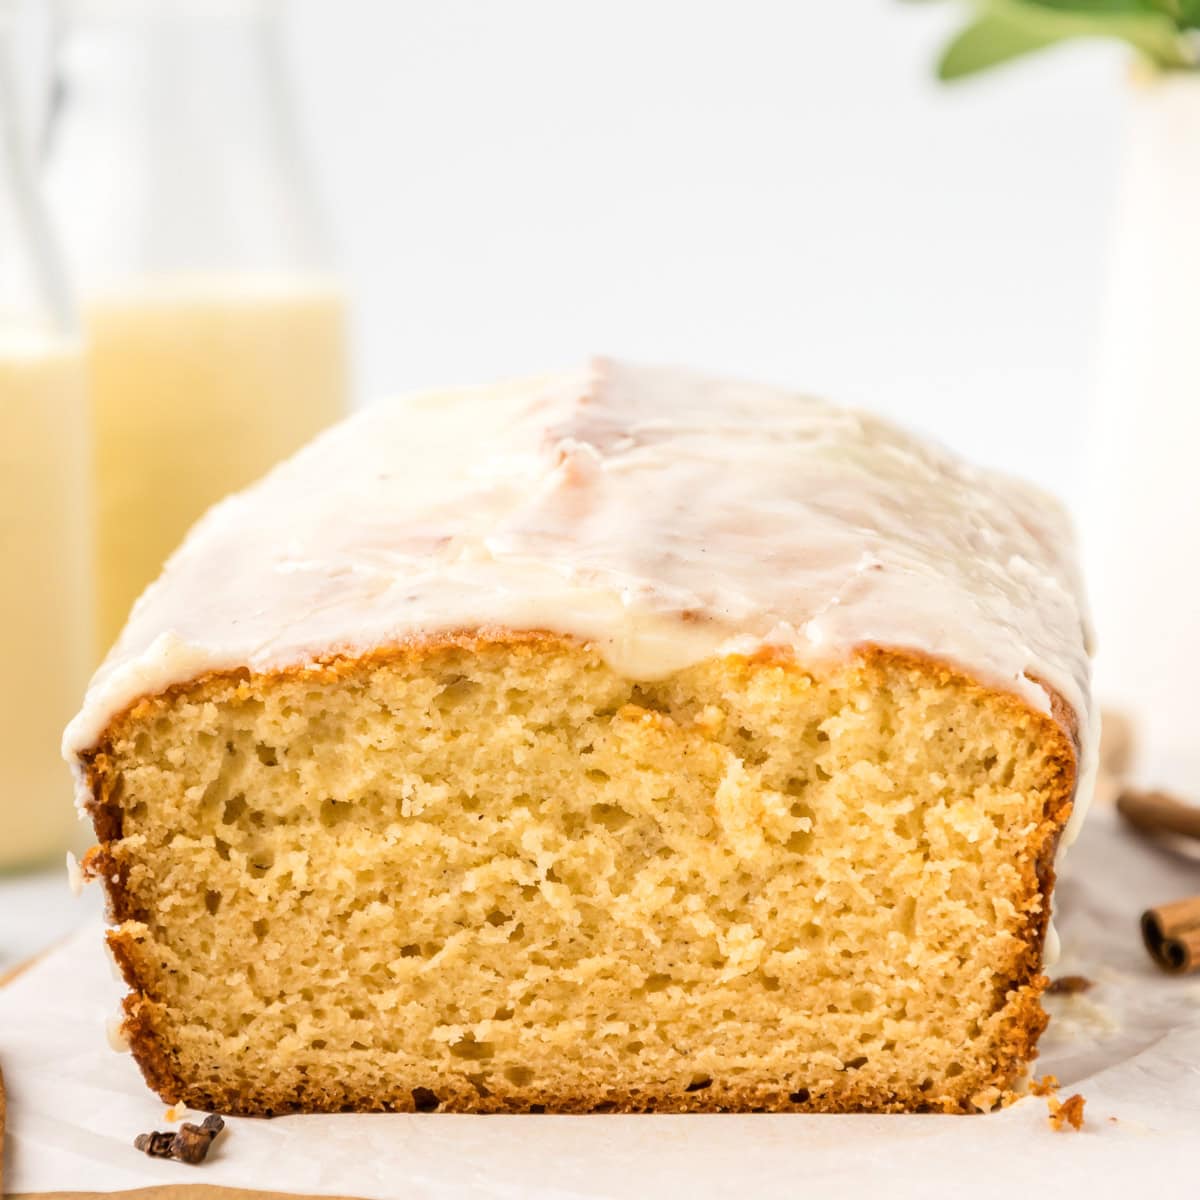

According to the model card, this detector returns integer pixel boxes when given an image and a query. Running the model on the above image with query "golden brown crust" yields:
[103,931,1052,1116]
[80,630,1078,1117]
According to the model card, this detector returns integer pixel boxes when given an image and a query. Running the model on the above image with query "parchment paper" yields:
[2,806,1198,1200]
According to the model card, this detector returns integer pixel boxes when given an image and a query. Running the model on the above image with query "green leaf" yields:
[1138,0,1192,24]
[1028,0,1161,12]
[938,13,1064,76]
[936,0,1194,79]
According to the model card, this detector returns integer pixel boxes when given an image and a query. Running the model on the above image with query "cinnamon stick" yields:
[1141,896,1200,975]
[1116,788,1200,842]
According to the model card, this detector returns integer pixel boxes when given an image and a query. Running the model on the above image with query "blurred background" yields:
[295,0,1119,501]
[3,0,1194,958]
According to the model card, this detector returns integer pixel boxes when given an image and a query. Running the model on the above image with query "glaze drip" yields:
[64,358,1095,846]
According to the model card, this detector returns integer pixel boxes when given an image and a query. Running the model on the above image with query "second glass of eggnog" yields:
[86,279,347,648]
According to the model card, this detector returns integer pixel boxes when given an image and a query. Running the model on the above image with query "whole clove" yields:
[1046,974,1093,995]
[133,1129,175,1158]
[134,1113,225,1164]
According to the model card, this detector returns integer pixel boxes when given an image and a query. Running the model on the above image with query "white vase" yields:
[1086,71,1200,788]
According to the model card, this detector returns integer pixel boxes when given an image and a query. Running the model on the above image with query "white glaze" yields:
[65,850,84,897]
[64,358,1096,845]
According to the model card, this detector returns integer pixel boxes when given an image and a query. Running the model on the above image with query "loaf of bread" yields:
[65,359,1095,1115]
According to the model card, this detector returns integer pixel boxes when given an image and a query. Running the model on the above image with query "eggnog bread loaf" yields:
[66,359,1094,1115]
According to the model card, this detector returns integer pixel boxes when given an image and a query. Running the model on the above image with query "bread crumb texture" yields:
[82,635,1075,1115]
[1048,1093,1087,1132]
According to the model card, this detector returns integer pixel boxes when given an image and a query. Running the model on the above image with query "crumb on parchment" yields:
[1048,1093,1086,1132]
[1030,1075,1086,1130]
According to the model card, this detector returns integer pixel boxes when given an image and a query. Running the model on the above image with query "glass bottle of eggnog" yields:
[0,0,91,870]
[45,0,350,654]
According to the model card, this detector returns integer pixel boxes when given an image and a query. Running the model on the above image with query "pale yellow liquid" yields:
[0,339,91,870]
[87,280,349,651]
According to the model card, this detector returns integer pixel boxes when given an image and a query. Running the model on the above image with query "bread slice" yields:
[80,634,1075,1115]
[67,360,1093,1114]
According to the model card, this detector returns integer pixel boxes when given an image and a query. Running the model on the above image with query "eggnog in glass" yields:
[0,0,91,869]
[45,0,349,651]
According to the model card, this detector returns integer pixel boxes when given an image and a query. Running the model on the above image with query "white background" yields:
[286,0,1130,511]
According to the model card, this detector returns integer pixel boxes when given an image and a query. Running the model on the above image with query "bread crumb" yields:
[1031,1073,1086,1129]
[693,705,726,735]
[1048,1092,1086,1131]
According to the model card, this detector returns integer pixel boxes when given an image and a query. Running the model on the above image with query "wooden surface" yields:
[9,1191,365,1200]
